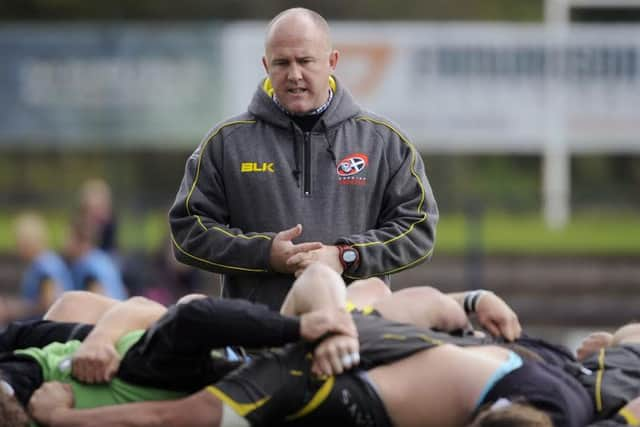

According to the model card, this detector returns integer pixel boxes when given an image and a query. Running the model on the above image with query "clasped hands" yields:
[269,224,342,277]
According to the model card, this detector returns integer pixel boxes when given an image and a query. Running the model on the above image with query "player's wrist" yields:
[463,290,488,314]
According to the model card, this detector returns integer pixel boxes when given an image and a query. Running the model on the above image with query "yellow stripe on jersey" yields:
[285,376,335,421]
[595,349,606,412]
[346,301,374,314]
[619,407,640,426]
[206,386,270,417]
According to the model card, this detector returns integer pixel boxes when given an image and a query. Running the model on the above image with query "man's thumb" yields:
[279,224,302,241]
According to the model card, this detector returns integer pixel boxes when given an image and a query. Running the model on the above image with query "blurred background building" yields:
[0,0,639,349]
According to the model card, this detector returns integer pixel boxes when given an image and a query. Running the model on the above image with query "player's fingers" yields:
[501,325,515,342]
[76,363,90,383]
[78,360,93,383]
[334,340,350,370]
[495,317,515,341]
[71,360,82,380]
[340,340,359,370]
[315,351,334,377]
[311,360,323,377]
[512,318,522,340]
[86,360,99,384]
[484,320,502,340]
[328,343,344,375]
[105,357,121,382]
[334,311,357,337]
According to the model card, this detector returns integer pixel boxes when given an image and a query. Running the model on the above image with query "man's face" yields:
[263,19,338,114]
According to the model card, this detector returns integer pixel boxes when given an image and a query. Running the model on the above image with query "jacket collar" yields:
[248,75,361,131]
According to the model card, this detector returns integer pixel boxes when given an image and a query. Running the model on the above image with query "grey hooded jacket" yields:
[169,77,438,310]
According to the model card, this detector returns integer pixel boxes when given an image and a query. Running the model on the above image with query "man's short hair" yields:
[469,401,553,427]
[265,8,332,51]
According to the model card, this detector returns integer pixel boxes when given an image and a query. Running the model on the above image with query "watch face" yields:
[342,249,357,263]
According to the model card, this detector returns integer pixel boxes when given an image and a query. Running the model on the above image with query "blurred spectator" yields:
[65,215,127,300]
[0,212,73,325]
[78,178,118,253]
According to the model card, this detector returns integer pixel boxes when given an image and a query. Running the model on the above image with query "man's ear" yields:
[329,50,339,71]
[262,56,269,74]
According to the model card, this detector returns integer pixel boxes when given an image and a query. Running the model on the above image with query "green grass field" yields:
[1,210,639,255]
[435,212,640,255]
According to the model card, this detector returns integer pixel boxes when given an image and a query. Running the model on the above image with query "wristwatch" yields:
[337,245,359,271]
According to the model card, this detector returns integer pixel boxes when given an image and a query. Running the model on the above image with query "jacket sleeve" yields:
[169,130,275,275]
[336,126,438,279]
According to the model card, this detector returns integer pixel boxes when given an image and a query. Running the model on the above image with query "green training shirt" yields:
[16,330,186,411]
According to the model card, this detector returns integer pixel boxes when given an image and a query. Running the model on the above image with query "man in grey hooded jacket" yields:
[169,7,438,310]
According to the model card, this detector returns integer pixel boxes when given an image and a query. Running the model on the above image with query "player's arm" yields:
[611,323,640,346]
[448,290,522,341]
[280,262,348,316]
[372,286,468,332]
[30,382,223,427]
[69,294,167,383]
[44,291,119,323]
[155,293,355,354]
[279,263,359,376]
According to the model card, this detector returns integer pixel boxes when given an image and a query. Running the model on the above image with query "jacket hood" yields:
[247,75,361,130]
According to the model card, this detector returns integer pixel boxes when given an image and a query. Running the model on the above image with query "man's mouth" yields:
[288,88,307,94]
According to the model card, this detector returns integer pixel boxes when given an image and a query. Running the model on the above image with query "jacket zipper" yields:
[303,132,311,197]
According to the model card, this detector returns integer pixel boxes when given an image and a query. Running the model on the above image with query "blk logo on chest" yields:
[241,162,275,173]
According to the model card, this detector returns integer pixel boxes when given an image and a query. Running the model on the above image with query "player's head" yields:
[13,212,48,260]
[0,376,29,427]
[79,178,113,220]
[262,8,338,114]
[468,400,552,427]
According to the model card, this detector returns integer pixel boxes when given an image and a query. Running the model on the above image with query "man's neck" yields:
[273,87,333,118]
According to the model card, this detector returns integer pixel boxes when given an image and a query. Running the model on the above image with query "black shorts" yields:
[578,344,640,420]
[480,359,594,427]
[0,320,92,353]
[208,342,392,427]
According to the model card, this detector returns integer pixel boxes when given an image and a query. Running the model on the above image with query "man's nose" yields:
[287,63,302,81]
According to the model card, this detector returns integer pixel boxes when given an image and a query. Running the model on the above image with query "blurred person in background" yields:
[145,237,203,304]
[78,178,118,255]
[169,7,438,310]
[0,212,74,326]
[65,215,127,301]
